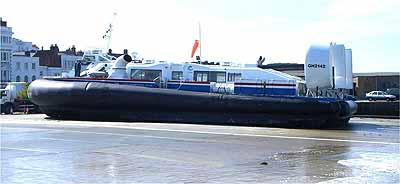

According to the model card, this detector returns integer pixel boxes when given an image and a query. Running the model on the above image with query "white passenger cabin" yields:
[124,60,304,96]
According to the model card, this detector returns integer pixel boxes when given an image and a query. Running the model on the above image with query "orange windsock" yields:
[191,40,199,58]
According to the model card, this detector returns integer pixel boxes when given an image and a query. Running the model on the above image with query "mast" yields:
[104,13,117,51]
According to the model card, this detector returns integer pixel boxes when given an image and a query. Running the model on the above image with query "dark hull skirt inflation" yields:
[28,79,357,128]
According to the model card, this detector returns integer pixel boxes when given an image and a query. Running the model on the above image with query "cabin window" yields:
[228,73,242,82]
[99,56,108,61]
[172,71,183,80]
[99,64,108,72]
[130,69,161,81]
[209,71,226,83]
[194,71,208,82]
[83,55,96,62]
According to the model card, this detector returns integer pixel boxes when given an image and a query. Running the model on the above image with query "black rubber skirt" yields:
[28,79,357,128]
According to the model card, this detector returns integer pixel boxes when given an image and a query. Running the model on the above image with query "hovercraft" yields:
[28,52,357,128]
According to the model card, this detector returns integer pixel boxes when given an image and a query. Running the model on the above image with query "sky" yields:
[1,0,399,72]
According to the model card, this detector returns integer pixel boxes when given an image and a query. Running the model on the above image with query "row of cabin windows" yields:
[193,71,242,82]
[130,69,242,82]
[16,75,36,82]
[83,55,108,62]
[228,73,242,82]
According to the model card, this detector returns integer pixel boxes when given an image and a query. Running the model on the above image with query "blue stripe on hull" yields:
[48,78,337,102]
[89,80,159,88]
[125,82,158,88]
[234,87,296,96]
[167,84,210,92]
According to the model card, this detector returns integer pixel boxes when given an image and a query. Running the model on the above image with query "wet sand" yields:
[1,114,399,183]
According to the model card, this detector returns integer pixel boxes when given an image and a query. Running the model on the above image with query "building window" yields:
[40,71,43,77]
[32,75,36,81]
[1,52,10,61]
[172,71,183,80]
[24,75,29,82]
[2,36,11,44]
[32,63,36,69]
[1,52,5,61]
[24,63,28,70]
[16,62,21,70]
[1,36,5,44]
[228,73,242,82]
[16,75,20,82]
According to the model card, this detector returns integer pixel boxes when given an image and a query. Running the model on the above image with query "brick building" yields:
[353,72,400,99]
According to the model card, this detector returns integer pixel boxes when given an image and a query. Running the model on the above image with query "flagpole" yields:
[198,22,202,59]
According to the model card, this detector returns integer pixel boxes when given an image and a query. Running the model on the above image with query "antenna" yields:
[103,13,117,50]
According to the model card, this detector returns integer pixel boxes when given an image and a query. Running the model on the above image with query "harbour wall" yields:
[355,101,399,118]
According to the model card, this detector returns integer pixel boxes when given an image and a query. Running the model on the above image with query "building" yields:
[11,52,43,82]
[1,19,84,84]
[353,72,400,99]
[33,44,61,68]
[9,45,83,82]
[32,44,82,77]
[12,38,39,52]
[60,45,83,72]
[0,18,13,84]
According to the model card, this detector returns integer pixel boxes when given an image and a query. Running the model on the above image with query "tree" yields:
[17,83,29,100]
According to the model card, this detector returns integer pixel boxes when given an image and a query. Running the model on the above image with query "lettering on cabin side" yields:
[307,64,326,68]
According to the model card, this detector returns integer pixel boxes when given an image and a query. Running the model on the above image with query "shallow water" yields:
[1,115,399,183]
[322,152,400,184]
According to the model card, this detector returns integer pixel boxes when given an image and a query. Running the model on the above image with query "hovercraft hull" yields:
[28,79,357,128]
